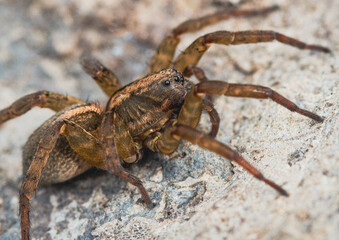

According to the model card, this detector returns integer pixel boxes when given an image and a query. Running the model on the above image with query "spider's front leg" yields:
[184,65,215,103]
[149,5,280,73]
[195,81,324,122]
[149,79,324,197]
[202,98,220,137]
[101,112,153,208]
[81,55,122,96]
[171,124,289,196]
[0,91,83,125]
[173,30,331,72]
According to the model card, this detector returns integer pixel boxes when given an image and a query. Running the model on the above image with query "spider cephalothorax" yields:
[106,69,186,141]
[0,5,330,240]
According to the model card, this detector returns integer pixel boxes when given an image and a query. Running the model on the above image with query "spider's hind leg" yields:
[20,120,65,240]
[20,103,105,239]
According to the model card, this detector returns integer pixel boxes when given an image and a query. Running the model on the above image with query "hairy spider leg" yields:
[196,81,324,122]
[19,120,65,240]
[182,77,219,137]
[101,112,153,208]
[173,30,330,72]
[184,65,208,80]
[61,119,105,169]
[81,56,122,96]
[202,98,220,137]
[150,79,324,196]
[0,91,83,125]
[172,124,289,196]
[148,5,280,73]
[19,104,108,239]
[184,65,215,103]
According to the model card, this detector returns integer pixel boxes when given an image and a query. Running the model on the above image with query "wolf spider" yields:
[0,5,330,240]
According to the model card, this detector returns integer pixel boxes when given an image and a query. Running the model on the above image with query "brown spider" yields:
[0,5,330,240]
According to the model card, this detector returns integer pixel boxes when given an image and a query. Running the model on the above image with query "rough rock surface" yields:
[0,0,338,239]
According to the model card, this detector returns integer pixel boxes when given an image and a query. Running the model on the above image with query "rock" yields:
[0,0,338,239]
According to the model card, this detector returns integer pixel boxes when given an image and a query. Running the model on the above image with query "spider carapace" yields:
[0,5,330,240]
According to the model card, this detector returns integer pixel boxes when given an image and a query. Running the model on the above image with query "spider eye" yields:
[164,80,171,86]
[173,76,179,82]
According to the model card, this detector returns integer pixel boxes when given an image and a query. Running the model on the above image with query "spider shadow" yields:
[36,152,159,207]
[28,167,131,238]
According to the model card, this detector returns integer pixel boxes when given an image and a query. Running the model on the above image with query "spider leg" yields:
[184,65,215,103]
[184,65,208,80]
[184,66,219,135]
[61,119,105,169]
[149,78,323,196]
[196,81,324,122]
[173,30,331,72]
[149,87,208,154]
[101,112,152,208]
[148,5,280,73]
[0,91,83,125]
[80,55,122,96]
[144,97,219,152]
[171,124,289,196]
[20,103,106,239]
[19,120,65,240]
[202,98,220,137]
[147,120,287,196]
